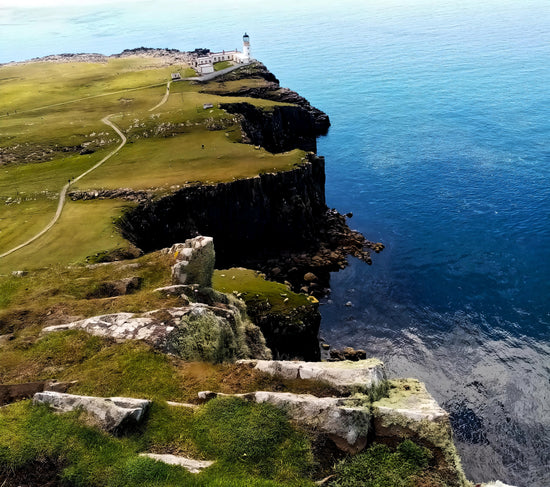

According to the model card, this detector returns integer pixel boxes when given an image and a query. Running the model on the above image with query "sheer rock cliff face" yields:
[116,154,327,269]
[200,61,331,136]
[221,102,320,153]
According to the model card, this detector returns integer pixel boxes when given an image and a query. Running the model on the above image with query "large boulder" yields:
[41,301,271,363]
[198,391,371,454]
[33,391,150,434]
[240,359,387,394]
[165,236,215,288]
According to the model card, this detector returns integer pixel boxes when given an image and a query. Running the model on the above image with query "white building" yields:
[186,33,252,75]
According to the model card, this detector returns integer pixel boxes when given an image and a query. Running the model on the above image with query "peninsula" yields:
[0,40,507,487]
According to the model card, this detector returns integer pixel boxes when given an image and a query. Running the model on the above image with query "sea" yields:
[1,1,548,485]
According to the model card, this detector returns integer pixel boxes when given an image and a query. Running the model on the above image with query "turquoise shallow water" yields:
[1,1,549,485]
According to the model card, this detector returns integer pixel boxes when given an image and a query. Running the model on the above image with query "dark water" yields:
[2,1,549,485]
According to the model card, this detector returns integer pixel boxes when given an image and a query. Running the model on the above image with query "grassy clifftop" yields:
[0,56,302,272]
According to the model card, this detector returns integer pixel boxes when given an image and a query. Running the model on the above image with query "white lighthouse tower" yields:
[242,33,251,62]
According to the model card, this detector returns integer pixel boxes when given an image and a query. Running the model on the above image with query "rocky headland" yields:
[0,52,513,486]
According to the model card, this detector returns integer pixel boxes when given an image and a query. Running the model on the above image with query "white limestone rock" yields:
[198,390,371,454]
[41,311,174,347]
[139,453,214,473]
[372,379,470,487]
[164,236,215,288]
[240,359,387,393]
[33,391,150,434]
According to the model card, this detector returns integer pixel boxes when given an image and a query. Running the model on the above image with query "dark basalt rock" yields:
[203,62,330,135]
[221,102,320,153]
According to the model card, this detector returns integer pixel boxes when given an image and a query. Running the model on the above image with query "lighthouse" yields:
[242,33,251,62]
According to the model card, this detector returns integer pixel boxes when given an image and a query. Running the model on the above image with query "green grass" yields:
[213,268,311,314]
[213,61,233,71]
[0,59,302,273]
[200,78,274,94]
[0,397,315,487]
[75,130,303,191]
[0,58,185,113]
[0,199,131,272]
[328,441,438,487]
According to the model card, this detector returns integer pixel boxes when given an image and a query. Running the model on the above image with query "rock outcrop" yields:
[41,239,271,362]
[117,155,327,261]
[201,61,330,134]
[41,301,271,363]
[204,360,470,486]
[33,392,150,434]
[241,359,386,394]
[164,237,215,288]
[220,102,321,153]
[198,390,371,454]
[372,379,470,487]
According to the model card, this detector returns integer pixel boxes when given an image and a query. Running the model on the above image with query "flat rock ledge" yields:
[33,391,150,434]
[139,453,214,474]
[239,359,387,394]
[198,390,371,454]
[372,379,470,487]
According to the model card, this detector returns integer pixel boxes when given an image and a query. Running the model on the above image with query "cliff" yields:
[116,154,326,265]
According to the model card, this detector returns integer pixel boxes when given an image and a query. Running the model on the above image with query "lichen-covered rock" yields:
[198,390,371,454]
[41,300,271,363]
[240,359,387,394]
[33,391,150,434]
[372,379,470,487]
[165,236,215,287]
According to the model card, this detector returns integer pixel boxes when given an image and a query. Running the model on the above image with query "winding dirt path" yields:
[0,115,127,259]
[149,81,172,112]
[0,63,252,259]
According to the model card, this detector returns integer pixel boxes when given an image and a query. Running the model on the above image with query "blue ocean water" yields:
[1,1,549,485]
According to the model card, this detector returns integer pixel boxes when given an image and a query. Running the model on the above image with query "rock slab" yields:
[240,359,387,393]
[33,391,150,434]
[198,390,371,454]
[140,453,214,473]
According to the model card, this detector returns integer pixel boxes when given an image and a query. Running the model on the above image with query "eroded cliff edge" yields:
[111,62,382,296]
